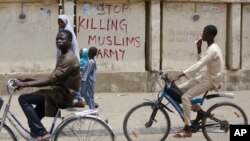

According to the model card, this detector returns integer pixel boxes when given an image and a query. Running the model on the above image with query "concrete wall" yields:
[1,0,250,95]
[162,2,227,70]
[151,0,161,70]
[242,4,250,70]
[0,1,58,73]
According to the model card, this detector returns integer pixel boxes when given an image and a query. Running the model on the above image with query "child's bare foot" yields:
[73,99,86,108]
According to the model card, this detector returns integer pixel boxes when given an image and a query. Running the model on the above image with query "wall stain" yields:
[40,7,51,16]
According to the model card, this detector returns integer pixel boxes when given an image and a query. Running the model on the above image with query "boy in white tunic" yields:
[173,25,224,138]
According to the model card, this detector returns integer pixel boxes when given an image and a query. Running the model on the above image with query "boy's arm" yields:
[196,37,202,54]
[196,38,202,60]
[16,77,51,88]
[174,39,202,81]
[183,49,214,78]
[18,77,43,82]
[82,61,94,82]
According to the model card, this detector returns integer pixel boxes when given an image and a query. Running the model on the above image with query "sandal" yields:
[173,125,192,138]
[173,130,192,138]
[36,133,51,141]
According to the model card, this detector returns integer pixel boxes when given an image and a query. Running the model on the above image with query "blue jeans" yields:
[18,94,47,138]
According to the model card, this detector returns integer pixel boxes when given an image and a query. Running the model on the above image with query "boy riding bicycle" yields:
[15,30,81,141]
[172,25,224,138]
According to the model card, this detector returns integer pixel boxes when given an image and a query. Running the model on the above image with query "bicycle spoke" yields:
[54,116,114,141]
[123,102,170,141]
[202,102,248,141]
[0,123,17,141]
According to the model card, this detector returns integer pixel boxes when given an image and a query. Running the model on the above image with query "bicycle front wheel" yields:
[123,102,170,141]
[0,123,17,141]
[53,116,115,141]
[202,101,248,141]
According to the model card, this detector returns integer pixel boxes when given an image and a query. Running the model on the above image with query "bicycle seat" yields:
[73,109,99,116]
[191,98,203,105]
[59,107,99,117]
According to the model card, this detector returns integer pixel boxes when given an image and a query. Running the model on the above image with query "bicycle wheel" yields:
[202,101,248,141]
[0,123,17,141]
[53,116,115,141]
[123,102,170,141]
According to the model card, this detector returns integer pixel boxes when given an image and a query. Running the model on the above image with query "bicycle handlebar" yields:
[151,70,171,83]
[7,79,18,94]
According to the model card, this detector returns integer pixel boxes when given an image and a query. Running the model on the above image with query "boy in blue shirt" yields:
[80,47,98,109]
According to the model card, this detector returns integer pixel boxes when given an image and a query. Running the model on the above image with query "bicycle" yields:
[123,70,248,141]
[0,79,115,141]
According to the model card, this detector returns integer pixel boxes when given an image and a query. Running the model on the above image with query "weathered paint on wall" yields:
[151,0,161,70]
[162,2,227,70]
[0,2,58,73]
[227,4,241,70]
[242,4,250,70]
[76,2,146,72]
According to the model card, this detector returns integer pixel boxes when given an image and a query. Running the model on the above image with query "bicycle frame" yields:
[0,84,34,140]
[0,79,66,140]
[123,71,248,141]
[1,79,115,141]
[162,90,185,121]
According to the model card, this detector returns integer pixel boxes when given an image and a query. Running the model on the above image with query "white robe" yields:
[57,15,80,62]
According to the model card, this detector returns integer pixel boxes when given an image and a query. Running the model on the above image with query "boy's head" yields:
[56,30,72,51]
[88,47,97,59]
[202,25,217,41]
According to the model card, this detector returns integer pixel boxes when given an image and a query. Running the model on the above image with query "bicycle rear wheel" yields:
[202,101,248,141]
[123,102,170,141]
[0,123,17,141]
[53,116,115,141]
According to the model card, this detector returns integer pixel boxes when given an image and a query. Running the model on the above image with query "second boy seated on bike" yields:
[15,29,81,141]
[172,25,224,138]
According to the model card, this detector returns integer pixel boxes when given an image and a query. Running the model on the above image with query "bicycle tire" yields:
[0,122,17,141]
[123,102,171,141]
[53,115,115,141]
[202,101,248,141]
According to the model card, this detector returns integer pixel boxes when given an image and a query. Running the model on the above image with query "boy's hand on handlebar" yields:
[171,72,185,82]
[17,77,28,82]
[15,80,25,90]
